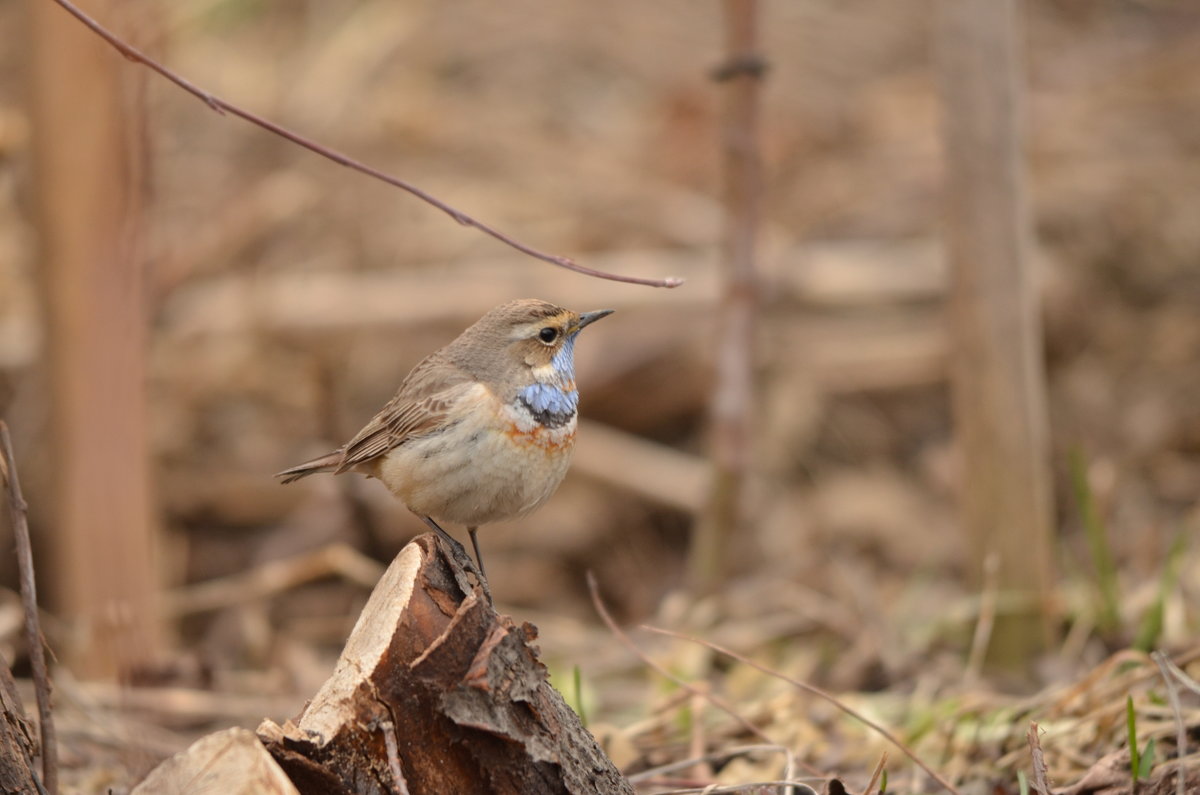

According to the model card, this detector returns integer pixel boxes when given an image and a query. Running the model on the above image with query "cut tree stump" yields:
[257,534,634,795]
[130,727,298,795]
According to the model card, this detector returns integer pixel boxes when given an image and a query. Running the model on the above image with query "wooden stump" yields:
[257,534,633,795]
[0,657,38,795]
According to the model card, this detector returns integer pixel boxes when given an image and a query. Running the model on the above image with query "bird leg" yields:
[468,527,487,583]
[417,514,493,605]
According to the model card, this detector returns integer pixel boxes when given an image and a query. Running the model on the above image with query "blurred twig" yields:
[0,421,57,795]
[862,752,888,795]
[690,0,764,592]
[643,626,961,795]
[649,780,817,795]
[61,678,296,724]
[1151,651,1195,795]
[627,744,804,785]
[44,0,682,290]
[162,543,384,618]
[1027,722,1050,795]
[964,551,999,684]
[585,572,821,780]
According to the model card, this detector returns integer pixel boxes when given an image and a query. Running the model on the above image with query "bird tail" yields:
[275,450,344,484]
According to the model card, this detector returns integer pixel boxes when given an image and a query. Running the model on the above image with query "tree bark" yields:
[938,0,1056,669]
[258,534,633,795]
[691,0,764,593]
[0,657,39,795]
[26,0,163,677]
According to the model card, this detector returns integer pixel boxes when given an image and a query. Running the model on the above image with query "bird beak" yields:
[573,309,614,333]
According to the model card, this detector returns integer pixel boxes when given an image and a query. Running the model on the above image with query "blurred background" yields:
[1,0,1199,790]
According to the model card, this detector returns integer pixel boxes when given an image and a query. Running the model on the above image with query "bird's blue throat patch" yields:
[550,334,578,380]
[518,383,579,429]
[518,332,581,429]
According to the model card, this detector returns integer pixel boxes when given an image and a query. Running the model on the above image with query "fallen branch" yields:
[0,421,56,795]
[46,0,681,289]
[162,542,384,618]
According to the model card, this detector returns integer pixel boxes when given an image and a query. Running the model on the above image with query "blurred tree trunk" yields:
[938,0,1055,669]
[27,0,164,677]
[689,0,763,593]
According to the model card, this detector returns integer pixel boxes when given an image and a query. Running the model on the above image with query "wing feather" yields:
[333,354,474,472]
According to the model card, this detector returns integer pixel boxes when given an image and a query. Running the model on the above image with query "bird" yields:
[276,298,613,600]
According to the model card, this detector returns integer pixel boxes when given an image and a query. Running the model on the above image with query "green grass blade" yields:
[1070,448,1120,633]
[1126,695,1140,781]
[1137,737,1156,780]
[1133,528,1189,651]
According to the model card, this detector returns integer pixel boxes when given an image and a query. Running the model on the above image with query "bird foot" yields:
[417,516,494,606]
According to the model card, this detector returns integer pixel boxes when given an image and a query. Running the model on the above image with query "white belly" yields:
[374,387,576,527]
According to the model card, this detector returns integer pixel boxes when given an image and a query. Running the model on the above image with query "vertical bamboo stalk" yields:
[689,0,764,592]
[27,0,164,677]
[938,0,1055,668]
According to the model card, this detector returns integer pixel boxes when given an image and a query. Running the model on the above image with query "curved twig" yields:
[47,0,683,289]
[585,572,826,784]
[643,625,961,795]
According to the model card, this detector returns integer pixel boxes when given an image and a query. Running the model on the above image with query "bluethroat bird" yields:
[277,298,613,600]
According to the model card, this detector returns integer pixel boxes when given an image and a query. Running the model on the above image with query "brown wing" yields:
[333,353,473,473]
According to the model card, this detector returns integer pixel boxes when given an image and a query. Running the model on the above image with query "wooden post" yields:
[937,0,1055,668]
[690,0,764,592]
[26,0,164,676]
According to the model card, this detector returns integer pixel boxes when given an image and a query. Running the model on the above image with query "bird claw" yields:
[419,515,494,607]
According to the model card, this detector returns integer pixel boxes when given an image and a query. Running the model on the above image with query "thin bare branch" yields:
[650,780,818,795]
[1155,651,1200,696]
[1027,722,1050,795]
[380,720,410,795]
[0,421,57,795]
[627,744,801,784]
[965,551,999,684]
[45,0,683,290]
[643,625,961,795]
[1151,651,1188,795]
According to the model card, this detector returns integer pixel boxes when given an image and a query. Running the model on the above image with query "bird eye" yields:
[538,327,559,343]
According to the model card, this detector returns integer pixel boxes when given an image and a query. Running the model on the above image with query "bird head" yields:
[463,299,613,388]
